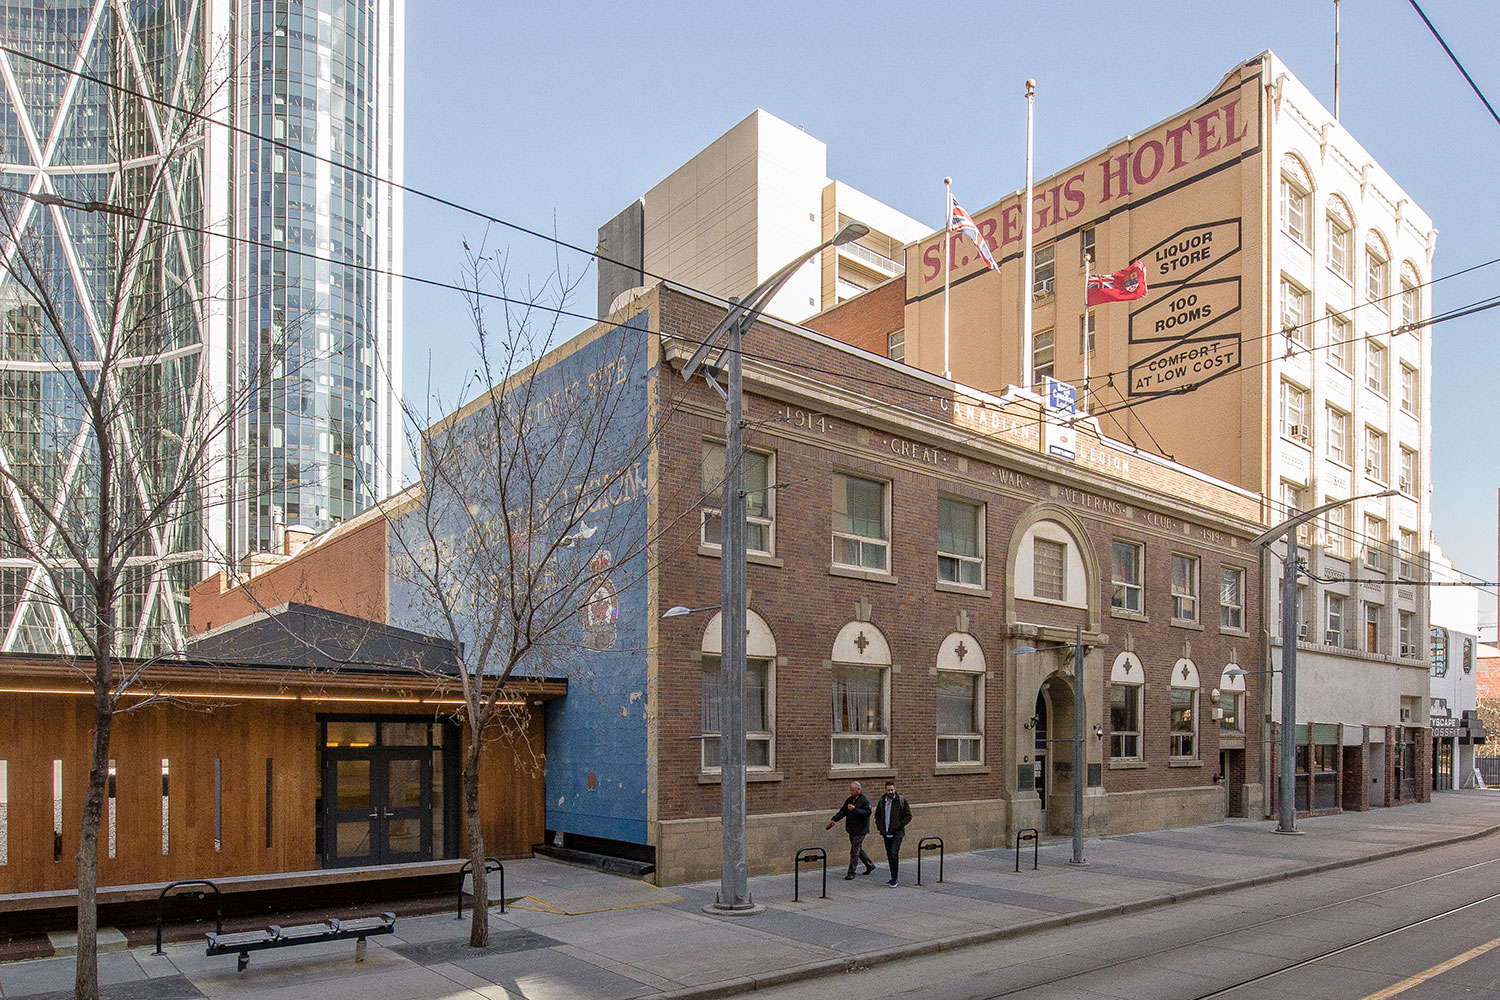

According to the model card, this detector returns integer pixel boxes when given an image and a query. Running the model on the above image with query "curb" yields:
[649,820,1500,1000]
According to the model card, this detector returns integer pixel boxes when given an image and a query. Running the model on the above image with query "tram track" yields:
[973,853,1500,999]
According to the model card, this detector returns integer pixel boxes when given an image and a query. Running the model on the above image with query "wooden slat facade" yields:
[0,663,554,896]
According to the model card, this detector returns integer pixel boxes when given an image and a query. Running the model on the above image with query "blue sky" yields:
[402,1,1498,624]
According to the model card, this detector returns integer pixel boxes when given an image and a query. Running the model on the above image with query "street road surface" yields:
[750,832,1500,999]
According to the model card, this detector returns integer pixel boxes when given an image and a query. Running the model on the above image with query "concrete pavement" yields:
[4,792,1498,1000]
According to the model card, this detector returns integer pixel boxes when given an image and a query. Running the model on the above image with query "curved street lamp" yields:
[679,221,871,916]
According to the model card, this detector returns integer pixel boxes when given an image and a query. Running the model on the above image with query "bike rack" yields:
[1014,828,1039,872]
[916,836,945,885]
[456,856,506,917]
[793,846,827,902]
[154,879,222,956]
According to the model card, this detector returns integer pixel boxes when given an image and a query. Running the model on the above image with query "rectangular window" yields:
[1032,329,1055,382]
[1219,690,1242,732]
[1033,243,1056,295]
[1365,602,1381,653]
[1364,426,1387,481]
[1326,594,1345,646]
[1366,341,1388,395]
[1280,176,1309,243]
[1324,500,1352,559]
[1170,688,1197,758]
[1220,567,1245,631]
[1281,481,1309,544]
[1110,540,1143,614]
[1328,312,1353,372]
[1033,537,1067,601]
[1399,447,1418,495]
[1110,684,1141,759]
[1400,529,1419,578]
[832,473,889,572]
[936,498,984,587]
[1280,278,1309,345]
[1364,514,1388,572]
[1328,217,1351,277]
[1401,282,1418,326]
[1400,364,1417,414]
[936,671,983,763]
[832,664,887,765]
[887,329,905,363]
[701,655,773,770]
[1327,405,1348,464]
[1171,554,1199,622]
[1280,380,1309,442]
[1399,611,1416,658]
[1079,311,1096,354]
[1367,248,1389,303]
[1080,227,1096,268]
[702,442,774,555]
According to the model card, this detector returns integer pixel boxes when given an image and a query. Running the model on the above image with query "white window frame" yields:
[936,667,984,764]
[1364,514,1388,572]
[1220,566,1245,632]
[831,472,890,573]
[1032,242,1056,296]
[1033,536,1068,602]
[1032,328,1055,382]
[1111,539,1144,614]
[1400,363,1417,414]
[831,663,889,767]
[1326,405,1349,465]
[1399,447,1418,496]
[1279,174,1310,245]
[1401,282,1418,327]
[887,328,905,363]
[1079,310,1096,354]
[702,441,776,557]
[1110,682,1143,760]
[1280,379,1310,443]
[1399,611,1416,658]
[1367,245,1389,304]
[1364,426,1387,482]
[1171,554,1199,623]
[1364,602,1381,653]
[1399,528,1419,579]
[1366,340,1388,395]
[1079,227,1096,267]
[1281,481,1309,544]
[1327,214,1351,278]
[1324,499,1352,559]
[701,654,776,772]
[1326,593,1346,646]
[1328,311,1353,372]
[1280,277,1310,346]
[936,496,985,589]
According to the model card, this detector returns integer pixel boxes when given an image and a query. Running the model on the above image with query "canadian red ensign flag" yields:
[1086,260,1149,306]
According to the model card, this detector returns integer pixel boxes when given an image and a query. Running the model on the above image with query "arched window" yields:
[1279,154,1313,245]
[1170,658,1200,759]
[1366,230,1391,305]
[1326,195,1354,278]
[1429,626,1448,677]
[700,610,776,772]
[936,631,985,764]
[1017,520,1088,607]
[831,621,892,767]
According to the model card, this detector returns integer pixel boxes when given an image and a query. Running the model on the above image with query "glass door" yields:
[380,751,433,864]
[324,753,380,867]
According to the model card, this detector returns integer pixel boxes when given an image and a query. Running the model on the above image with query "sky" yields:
[401,1,1499,627]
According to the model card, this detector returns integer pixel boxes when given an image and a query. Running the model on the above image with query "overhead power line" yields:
[1408,0,1500,127]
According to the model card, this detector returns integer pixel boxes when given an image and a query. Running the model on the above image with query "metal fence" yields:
[1475,757,1500,787]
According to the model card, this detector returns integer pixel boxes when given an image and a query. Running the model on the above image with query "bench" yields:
[205,912,395,971]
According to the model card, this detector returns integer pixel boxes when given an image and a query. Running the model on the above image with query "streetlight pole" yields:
[680,221,870,915]
[1252,488,1398,834]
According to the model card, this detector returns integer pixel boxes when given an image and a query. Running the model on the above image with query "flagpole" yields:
[1082,254,1091,415]
[1021,78,1035,389]
[943,177,953,380]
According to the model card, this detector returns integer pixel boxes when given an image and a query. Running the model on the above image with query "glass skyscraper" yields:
[0,0,403,651]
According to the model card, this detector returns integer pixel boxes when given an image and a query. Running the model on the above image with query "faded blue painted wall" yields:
[387,310,653,846]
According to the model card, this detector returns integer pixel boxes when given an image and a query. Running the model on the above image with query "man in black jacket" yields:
[826,781,876,879]
[873,780,912,887]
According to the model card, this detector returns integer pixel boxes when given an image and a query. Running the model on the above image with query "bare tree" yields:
[0,26,271,1000]
[387,244,653,947]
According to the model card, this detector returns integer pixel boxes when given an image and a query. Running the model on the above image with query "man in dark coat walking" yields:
[873,779,912,886]
[826,780,876,879]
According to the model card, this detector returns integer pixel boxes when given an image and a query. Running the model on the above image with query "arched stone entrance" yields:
[1037,674,1078,836]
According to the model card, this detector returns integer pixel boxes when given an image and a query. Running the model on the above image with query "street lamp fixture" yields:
[679,220,870,916]
[661,604,718,619]
[1012,624,1091,866]
[1256,488,1399,835]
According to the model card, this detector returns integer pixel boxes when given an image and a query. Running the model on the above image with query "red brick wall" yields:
[190,516,389,634]
[802,279,905,357]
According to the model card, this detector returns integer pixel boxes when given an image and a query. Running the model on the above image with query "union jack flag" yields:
[948,194,998,271]
[1086,260,1149,305]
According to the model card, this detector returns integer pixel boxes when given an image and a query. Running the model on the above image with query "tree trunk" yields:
[74,695,113,1000]
[463,746,488,948]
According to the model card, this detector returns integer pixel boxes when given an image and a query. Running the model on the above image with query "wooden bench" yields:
[205,912,395,972]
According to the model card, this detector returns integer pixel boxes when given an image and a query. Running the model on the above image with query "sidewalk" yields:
[4,792,1497,1000]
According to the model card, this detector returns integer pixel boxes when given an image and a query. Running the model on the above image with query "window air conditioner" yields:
[1400,707,1412,722]
[1399,477,1411,492]
[1287,423,1302,439]
[1298,622,1311,641]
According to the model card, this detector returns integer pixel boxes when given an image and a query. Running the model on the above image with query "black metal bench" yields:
[206,912,395,971]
